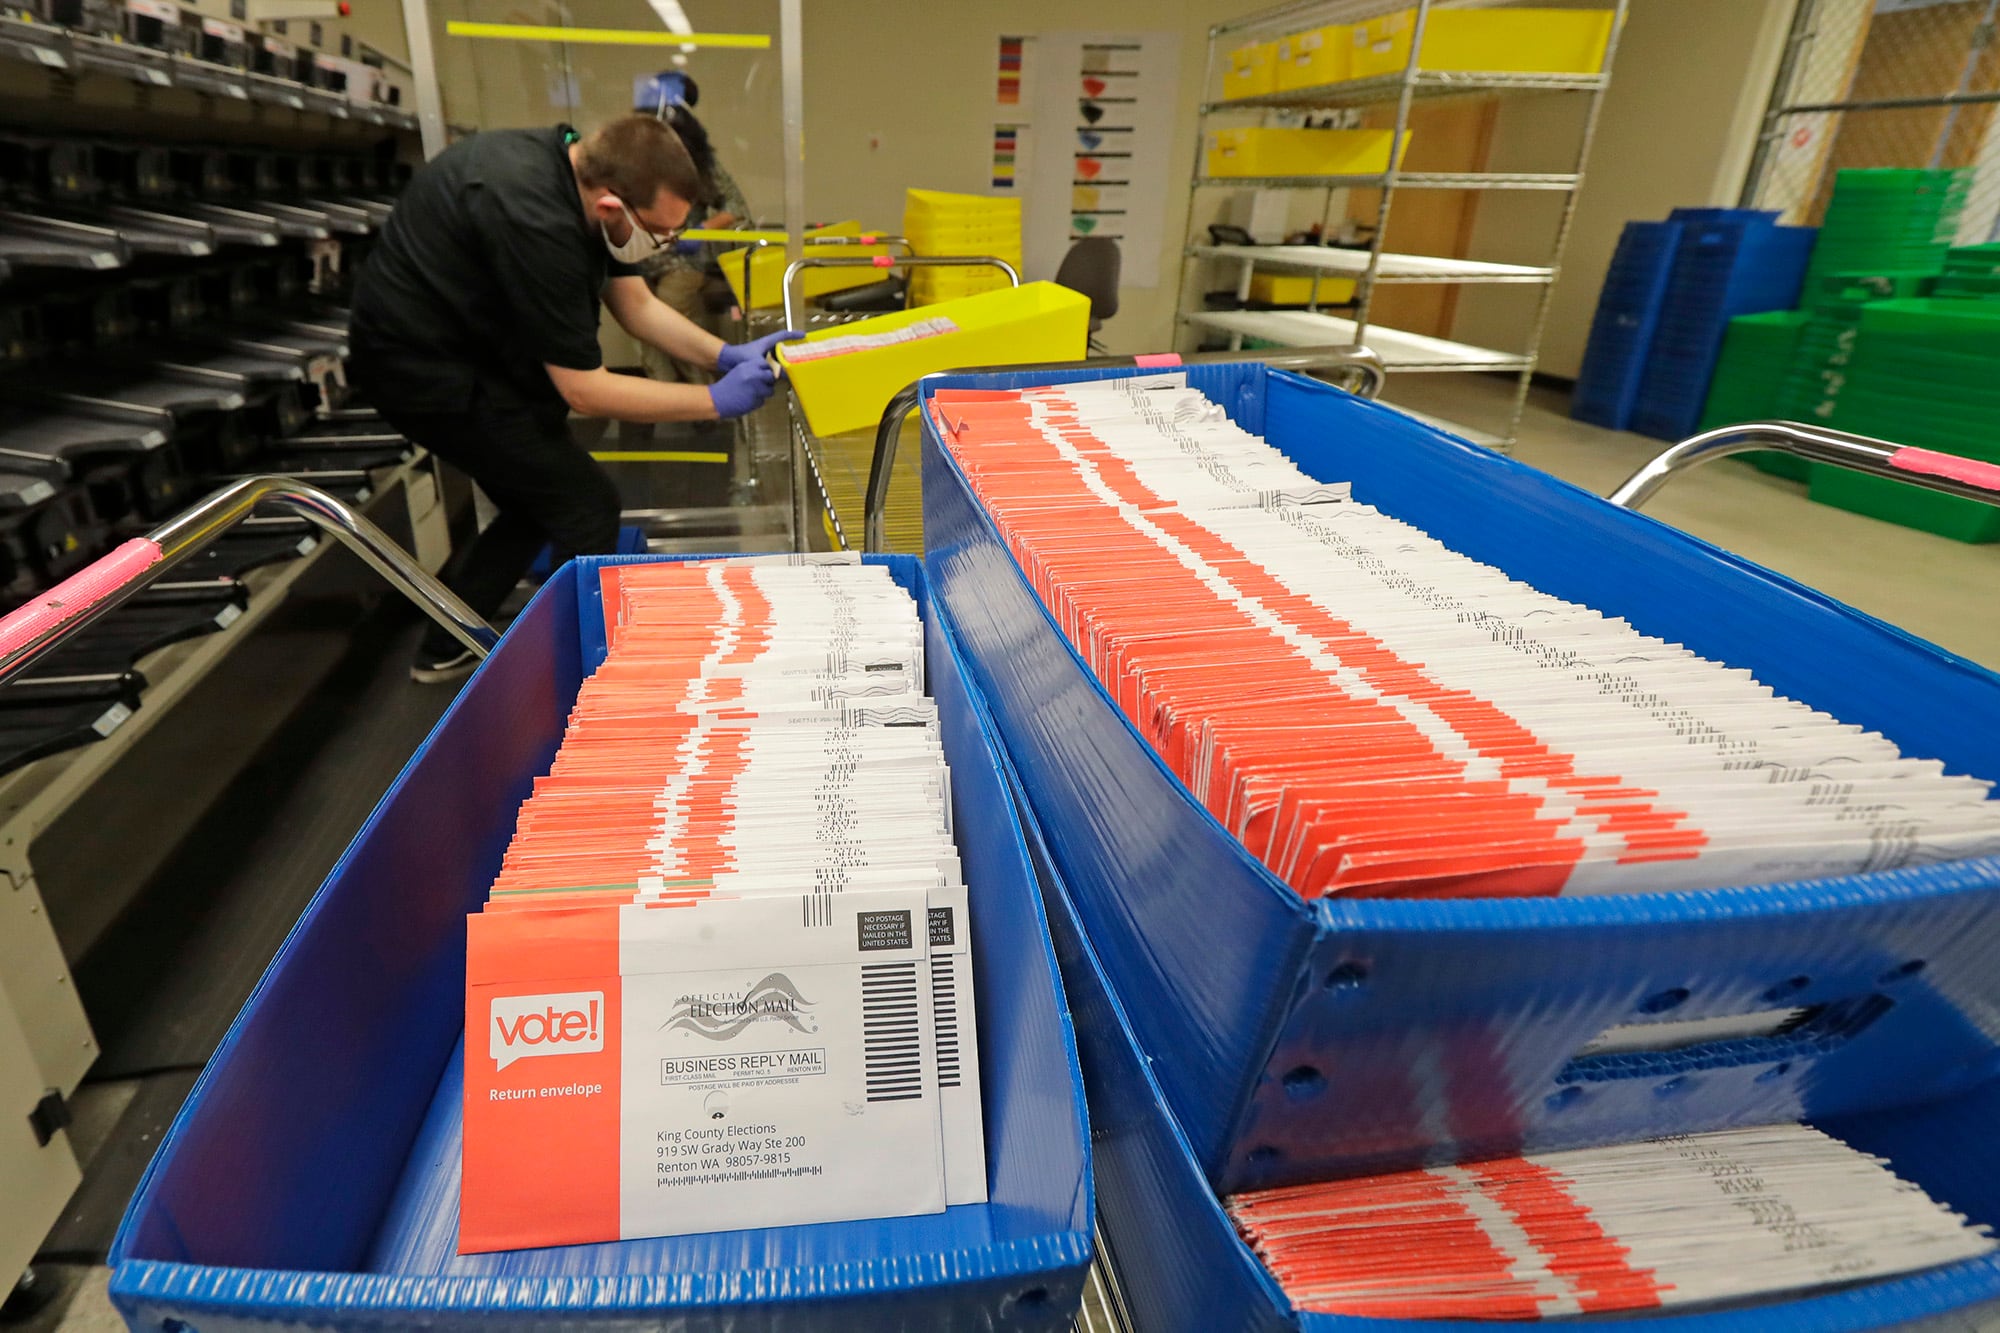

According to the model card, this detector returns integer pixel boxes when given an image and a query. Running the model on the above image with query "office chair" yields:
[1055,237,1121,353]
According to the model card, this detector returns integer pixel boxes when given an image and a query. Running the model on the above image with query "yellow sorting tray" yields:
[1351,7,1616,78]
[778,281,1089,438]
[1275,24,1350,91]
[718,220,894,310]
[1223,41,1279,98]
[1205,127,1408,178]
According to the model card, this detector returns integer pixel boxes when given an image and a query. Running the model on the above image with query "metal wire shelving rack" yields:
[1175,0,1628,448]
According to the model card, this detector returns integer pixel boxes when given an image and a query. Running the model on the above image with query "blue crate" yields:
[108,554,1093,1332]
[998,694,2000,1331]
[1633,223,1816,439]
[921,362,2000,1202]
[1573,221,1682,429]
[1668,207,1781,224]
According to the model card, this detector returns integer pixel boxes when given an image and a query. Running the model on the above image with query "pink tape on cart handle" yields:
[1133,353,1182,368]
[1889,447,2000,493]
[872,255,894,268]
[0,538,163,660]
[858,233,880,243]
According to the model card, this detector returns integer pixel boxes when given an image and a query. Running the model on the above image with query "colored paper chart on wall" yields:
[993,124,1024,191]
[997,35,1024,105]
[1022,31,1181,289]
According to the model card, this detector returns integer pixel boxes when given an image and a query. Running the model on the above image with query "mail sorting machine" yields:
[0,0,417,123]
[0,131,419,782]
[0,129,453,1305]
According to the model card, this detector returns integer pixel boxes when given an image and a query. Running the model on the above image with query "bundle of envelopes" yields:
[460,557,984,1255]
[930,378,2000,897]
[1228,1124,1995,1319]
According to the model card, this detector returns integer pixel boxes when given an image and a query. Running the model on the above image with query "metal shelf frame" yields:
[1203,68,1606,112]
[1189,242,1553,283]
[1192,170,1582,190]
[1176,0,1628,448]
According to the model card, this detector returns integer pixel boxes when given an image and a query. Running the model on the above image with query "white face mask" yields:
[601,197,663,263]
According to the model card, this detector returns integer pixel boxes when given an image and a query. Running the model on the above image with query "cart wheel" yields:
[1,1266,57,1323]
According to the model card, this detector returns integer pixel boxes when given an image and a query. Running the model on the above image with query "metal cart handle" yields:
[782,254,1023,332]
[739,233,914,318]
[0,475,498,689]
[861,344,1388,553]
[1608,420,2000,511]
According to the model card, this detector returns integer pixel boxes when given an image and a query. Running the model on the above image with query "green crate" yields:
[1699,311,1810,433]
[1808,463,2000,543]
[1853,298,2000,350]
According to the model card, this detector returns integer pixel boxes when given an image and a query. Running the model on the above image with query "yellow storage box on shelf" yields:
[1204,127,1408,178]
[1275,24,1350,91]
[718,221,893,310]
[779,281,1088,438]
[1249,272,1357,305]
[1223,41,1279,98]
[1351,7,1616,79]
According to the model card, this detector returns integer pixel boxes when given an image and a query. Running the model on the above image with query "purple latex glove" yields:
[708,357,776,419]
[717,329,804,374]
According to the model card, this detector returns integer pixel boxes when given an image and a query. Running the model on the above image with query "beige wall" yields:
[1492,0,1796,379]
[433,0,1284,355]
[425,0,1795,368]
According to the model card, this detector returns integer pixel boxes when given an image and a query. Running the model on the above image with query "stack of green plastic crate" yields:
[1698,273,1933,481]
[1812,297,2000,542]
[1801,168,1967,291]
[1750,271,1937,479]
[1697,310,1810,471]
[1932,242,2000,301]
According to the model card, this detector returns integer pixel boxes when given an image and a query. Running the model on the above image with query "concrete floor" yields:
[1387,376,2000,671]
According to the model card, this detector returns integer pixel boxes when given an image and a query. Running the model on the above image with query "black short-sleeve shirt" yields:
[350,125,639,417]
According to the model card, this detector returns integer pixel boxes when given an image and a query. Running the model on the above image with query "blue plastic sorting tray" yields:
[1571,220,1682,430]
[988,676,2000,1332]
[107,553,1094,1332]
[1632,216,1816,439]
[920,362,2000,1202]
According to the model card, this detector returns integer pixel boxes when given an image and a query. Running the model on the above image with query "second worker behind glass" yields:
[632,72,752,388]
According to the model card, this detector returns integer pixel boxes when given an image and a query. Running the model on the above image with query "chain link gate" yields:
[1743,0,2000,240]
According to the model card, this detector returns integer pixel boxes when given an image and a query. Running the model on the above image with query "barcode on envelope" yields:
[861,961,923,1103]
[931,955,961,1089]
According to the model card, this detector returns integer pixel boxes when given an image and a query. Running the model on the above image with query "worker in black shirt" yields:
[349,115,799,681]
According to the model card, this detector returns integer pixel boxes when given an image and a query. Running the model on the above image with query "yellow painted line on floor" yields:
[446,22,770,48]
[591,450,731,464]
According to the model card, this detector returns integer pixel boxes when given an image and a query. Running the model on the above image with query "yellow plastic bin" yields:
[1222,41,1279,98]
[1275,24,1350,90]
[1249,272,1356,305]
[1204,127,1407,177]
[910,263,1020,305]
[1352,7,1615,78]
[779,281,1089,438]
[718,221,896,310]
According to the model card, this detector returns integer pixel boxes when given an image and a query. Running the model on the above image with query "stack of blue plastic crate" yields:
[1629,208,1817,440]
[1570,220,1683,430]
